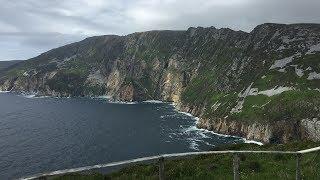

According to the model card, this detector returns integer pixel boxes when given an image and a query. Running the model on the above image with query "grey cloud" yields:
[0,32,85,60]
[0,0,319,60]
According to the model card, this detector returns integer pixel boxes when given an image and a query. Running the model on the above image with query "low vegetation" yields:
[47,141,320,180]
[230,90,320,123]
[46,69,88,96]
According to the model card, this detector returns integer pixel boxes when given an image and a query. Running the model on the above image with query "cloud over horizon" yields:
[0,0,320,60]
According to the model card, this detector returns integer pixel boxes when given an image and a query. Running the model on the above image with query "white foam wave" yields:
[95,95,111,99]
[143,100,164,104]
[0,90,10,93]
[160,114,174,119]
[20,93,52,99]
[178,111,194,117]
[173,109,200,121]
[173,107,264,146]
[36,96,51,98]
[23,94,36,98]
[28,95,51,99]
[108,101,138,105]
[188,140,200,151]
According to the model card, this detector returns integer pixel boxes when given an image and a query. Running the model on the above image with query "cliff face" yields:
[1,23,320,143]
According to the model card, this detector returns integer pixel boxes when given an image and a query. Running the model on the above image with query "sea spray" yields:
[169,102,264,146]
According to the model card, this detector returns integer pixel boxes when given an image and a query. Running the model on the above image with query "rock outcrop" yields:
[301,118,320,141]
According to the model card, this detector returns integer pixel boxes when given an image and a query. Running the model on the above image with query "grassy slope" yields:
[48,141,320,180]
[182,52,320,125]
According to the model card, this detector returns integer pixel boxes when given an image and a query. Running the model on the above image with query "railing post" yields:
[296,153,301,180]
[39,176,47,180]
[233,153,240,180]
[159,156,165,180]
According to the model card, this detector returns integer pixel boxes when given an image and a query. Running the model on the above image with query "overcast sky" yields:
[0,0,320,61]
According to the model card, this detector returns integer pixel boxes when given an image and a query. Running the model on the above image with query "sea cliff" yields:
[1,23,320,143]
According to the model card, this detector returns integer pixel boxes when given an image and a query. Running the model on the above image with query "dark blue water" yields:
[0,92,242,179]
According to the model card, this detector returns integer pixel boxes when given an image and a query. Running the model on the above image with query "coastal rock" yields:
[301,118,320,141]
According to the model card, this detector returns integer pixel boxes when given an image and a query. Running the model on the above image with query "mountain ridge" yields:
[0,23,319,143]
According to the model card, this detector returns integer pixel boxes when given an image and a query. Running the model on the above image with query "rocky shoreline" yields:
[176,102,319,144]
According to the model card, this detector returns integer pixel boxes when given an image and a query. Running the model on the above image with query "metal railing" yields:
[20,146,320,180]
